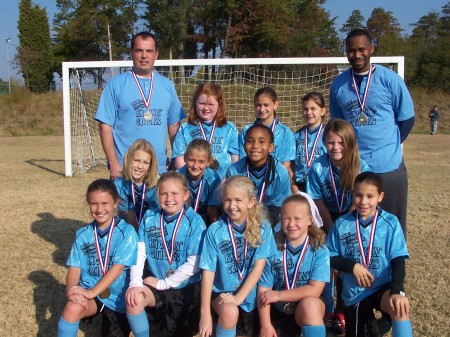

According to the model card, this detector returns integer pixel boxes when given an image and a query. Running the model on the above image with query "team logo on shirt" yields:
[343,101,377,127]
[340,233,381,269]
[132,99,162,126]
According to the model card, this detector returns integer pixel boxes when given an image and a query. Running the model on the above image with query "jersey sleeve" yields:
[306,163,323,200]
[258,255,275,288]
[171,123,189,158]
[114,178,133,212]
[254,222,277,260]
[310,246,330,283]
[227,122,240,156]
[199,226,218,272]
[270,165,292,207]
[207,171,221,206]
[186,215,207,256]
[329,80,344,119]
[279,127,296,162]
[326,221,342,258]
[110,224,139,267]
[166,81,186,125]
[390,73,415,122]
[386,216,410,260]
[66,234,83,268]
[94,80,119,126]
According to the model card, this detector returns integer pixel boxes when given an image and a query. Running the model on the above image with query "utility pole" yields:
[5,37,11,94]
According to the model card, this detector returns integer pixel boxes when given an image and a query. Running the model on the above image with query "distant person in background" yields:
[95,31,185,179]
[329,28,415,236]
[429,105,440,135]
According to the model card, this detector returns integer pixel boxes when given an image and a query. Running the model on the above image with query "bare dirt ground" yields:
[0,134,448,337]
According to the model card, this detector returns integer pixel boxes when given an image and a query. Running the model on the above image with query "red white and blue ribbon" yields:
[246,162,267,203]
[256,118,277,134]
[94,217,116,276]
[192,178,204,212]
[351,65,375,113]
[328,156,346,214]
[160,208,185,267]
[131,69,154,111]
[198,121,217,145]
[131,183,147,225]
[227,217,248,281]
[355,209,378,269]
[283,236,310,289]
[304,124,324,169]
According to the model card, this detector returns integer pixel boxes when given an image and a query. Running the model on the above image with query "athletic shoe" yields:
[324,313,334,333]
[333,313,346,335]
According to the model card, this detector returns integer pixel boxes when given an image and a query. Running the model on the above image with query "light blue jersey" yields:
[293,125,327,184]
[199,215,276,312]
[178,166,220,223]
[306,154,369,215]
[67,218,138,313]
[239,118,295,163]
[329,65,414,173]
[95,71,185,173]
[114,177,158,221]
[172,120,240,178]
[259,235,330,312]
[326,209,409,306]
[226,157,291,208]
[139,206,206,289]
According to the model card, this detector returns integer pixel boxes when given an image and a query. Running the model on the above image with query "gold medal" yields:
[166,268,175,277]
[358,113,368,125]
[144,110,153,121]
[283,302,296,315]
[99,288,111,299]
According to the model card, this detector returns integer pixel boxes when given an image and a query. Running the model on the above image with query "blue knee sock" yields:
[127,311,150,337]
[302,325,326,337]
[57,317,79,337]
[216,323,236,337]
[392,320,412,337]
[323,280,335,314]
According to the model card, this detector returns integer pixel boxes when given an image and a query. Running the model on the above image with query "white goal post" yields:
[62,56,404,177]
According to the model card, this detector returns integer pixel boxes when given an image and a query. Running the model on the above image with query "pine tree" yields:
[17,0,53,92]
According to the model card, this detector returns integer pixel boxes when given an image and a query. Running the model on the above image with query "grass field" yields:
[0,134,449,337]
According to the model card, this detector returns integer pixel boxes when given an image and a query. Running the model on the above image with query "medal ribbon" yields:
[192,178,204,212]
[131,183,147,225]
[198,121,217,145]
[328,156,346,214]
[256,118,277,134]
[131,69,154,111]
[160,208,185,267]
[304,124,324,169]
[94,217,116,276]
[283,236,310,290]
[351,65,374,114]
[246,162,267,203]
[227,217,248,281]
[355,209,378,269]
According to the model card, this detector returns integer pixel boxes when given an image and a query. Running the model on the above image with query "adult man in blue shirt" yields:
[329,29,415,235]
[96,32,185,178]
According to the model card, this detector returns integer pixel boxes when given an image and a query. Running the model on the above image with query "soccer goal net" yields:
[63,57,404,176]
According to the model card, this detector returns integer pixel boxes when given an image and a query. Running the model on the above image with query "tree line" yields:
[16,0,449,93]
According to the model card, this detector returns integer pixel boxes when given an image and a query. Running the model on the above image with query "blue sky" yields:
[1,0,448,82]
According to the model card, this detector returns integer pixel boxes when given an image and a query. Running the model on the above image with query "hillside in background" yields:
[0,87,447,137]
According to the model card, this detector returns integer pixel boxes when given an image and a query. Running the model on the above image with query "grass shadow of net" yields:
[28,270,101,337]
[25,159,65,177]
[31,212,87,266]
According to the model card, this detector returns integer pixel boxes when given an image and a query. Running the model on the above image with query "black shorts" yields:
[211,292,258,336]
[270,306,301,337]
[88,297,130,337]
[146,282,201,337]
[344,285,391,337]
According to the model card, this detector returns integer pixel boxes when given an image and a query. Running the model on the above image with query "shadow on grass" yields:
[31,212,87,266]
[25,159,65,177]
[28,270,101,337]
